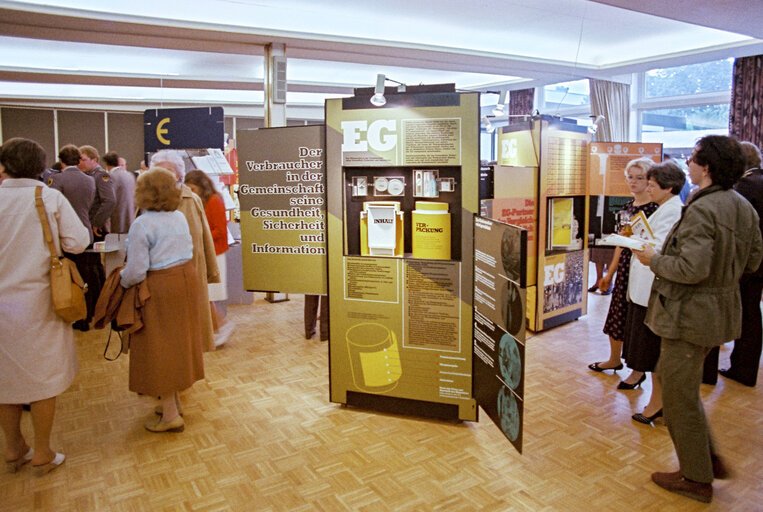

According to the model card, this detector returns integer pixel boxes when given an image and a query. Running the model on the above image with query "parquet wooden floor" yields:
[2,274,762,511]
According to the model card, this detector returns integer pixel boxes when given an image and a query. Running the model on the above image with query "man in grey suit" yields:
[102,151,135,234]
[49,145,95,244]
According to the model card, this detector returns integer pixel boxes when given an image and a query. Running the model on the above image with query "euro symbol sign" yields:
[156,117,170,145]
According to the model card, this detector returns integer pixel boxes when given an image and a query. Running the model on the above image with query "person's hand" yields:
[598,274,612,292]
[633,244,656,266]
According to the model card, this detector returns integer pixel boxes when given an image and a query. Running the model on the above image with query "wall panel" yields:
[1,107,56,168]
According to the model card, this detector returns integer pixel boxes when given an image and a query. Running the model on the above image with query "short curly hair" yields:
[58,144,81,166]
[647,161,686,195]
[0,137,47,179]
[135,167,182,211]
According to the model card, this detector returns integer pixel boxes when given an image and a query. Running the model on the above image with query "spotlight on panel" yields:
[370,73,387,107]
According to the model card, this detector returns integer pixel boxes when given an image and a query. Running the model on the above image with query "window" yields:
[636,58,732,152]
[542,79,590,111]
[645,59,733,98]
[641,104,730,148]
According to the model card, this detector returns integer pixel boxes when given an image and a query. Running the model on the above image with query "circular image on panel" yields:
[374,177,388,193]
[501,228,521,282]
[498,333,522,389]
[387,178,404,196]
[497,387,520,442]
[501,280,523,336]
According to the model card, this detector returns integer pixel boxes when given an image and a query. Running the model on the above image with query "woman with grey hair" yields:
[147,150,220,352]
[588,157,658,386]
[150,149,187,180]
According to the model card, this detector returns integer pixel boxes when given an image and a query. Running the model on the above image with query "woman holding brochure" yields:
[622,162,684,423]
[588,158,658,378]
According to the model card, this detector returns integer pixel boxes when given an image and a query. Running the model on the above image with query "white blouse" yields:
[627,194,683,306]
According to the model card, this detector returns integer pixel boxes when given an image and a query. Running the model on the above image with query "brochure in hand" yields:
[600,211,656,250]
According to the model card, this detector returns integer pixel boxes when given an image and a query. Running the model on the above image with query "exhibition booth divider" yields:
[482,117,662,332]
[325,85,480,423]
[237,86,533,453]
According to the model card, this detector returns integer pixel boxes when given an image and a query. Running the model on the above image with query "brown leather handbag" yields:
[34,187,88,323]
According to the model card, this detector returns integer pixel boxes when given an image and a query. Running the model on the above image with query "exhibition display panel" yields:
[325,86,479,421]
[473,217,527,453]
[237,126,327,295]
[482,117,590,332]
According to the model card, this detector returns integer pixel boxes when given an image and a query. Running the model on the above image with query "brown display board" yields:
[588,142,663,196]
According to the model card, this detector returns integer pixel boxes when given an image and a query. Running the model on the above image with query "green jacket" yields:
[645,185,763,346]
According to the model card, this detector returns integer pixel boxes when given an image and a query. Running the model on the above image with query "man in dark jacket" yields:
[73,145,115,331]
[719,141,763,387]
[634,135,762,503]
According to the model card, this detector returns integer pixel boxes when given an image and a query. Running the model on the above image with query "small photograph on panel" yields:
[500,228,521,283]
[501,280,524,337]
[498,333,522,390]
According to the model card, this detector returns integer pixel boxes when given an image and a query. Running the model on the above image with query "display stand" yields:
[482,116,590,332]
[326,84,479,421]
[237,125,327,296]
[473,217,527,453]
[587,142,663,245]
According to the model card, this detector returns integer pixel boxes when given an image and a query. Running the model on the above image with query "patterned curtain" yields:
[509,88,535,124]
[589,79,630,142]
[730,55,763,148]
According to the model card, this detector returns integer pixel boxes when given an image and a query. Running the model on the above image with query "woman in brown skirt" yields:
[120,168,204,433]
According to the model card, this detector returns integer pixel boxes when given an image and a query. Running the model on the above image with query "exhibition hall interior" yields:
[1,0,763,510]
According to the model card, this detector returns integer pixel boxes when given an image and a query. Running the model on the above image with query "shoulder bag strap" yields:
[34,186,61,267]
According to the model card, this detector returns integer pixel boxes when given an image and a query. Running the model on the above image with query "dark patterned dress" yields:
[602,200,659,341]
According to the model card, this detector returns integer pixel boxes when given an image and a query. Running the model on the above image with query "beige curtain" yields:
[588,79,630,141]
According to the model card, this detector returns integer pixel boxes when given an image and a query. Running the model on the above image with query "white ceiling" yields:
[0,0,761,116]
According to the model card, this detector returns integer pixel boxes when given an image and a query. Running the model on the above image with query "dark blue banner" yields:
[144,107,224,153]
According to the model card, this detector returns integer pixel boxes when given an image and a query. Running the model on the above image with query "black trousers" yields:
[304,295,329,341]
[66,250,105,323]
[703,275,763,386]
[728,276,763,385]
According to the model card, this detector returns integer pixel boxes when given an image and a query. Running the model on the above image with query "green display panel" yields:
[238,126,327,294]
[326,90,479,421]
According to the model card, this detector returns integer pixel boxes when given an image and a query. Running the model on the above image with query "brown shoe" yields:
[711,454,731,479]
[651,470,712,503]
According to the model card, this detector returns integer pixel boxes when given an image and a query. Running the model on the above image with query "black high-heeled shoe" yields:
[632,409,663,424]
[588,361,623,373]
[617,373,647,390]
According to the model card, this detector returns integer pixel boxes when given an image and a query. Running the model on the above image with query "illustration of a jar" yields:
[346,323,402,393]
